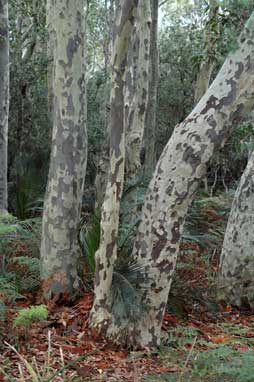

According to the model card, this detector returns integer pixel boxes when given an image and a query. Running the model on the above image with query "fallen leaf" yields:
[211,335,232,344]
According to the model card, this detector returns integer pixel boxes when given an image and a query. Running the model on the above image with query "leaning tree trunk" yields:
[91,10,254,347]
[90,0,137,329]
[125,0,151,180]
[40,0,87,299]
[219,150,254,309]
[143,0,159,175]
[0,0,9,214]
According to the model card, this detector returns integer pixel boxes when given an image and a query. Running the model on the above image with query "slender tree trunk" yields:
[218,150,254,309]
[125,0,151,179]
[90,0,137,330]
[0,0,9,214]
[144,0,159,175]
[47,6,54,124]
[91,10,254,347]
[194,0,219,104]
[94,0,114,209]
[41,0,87,299]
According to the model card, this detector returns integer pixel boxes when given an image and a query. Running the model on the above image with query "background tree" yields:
[194,0,219,104]
[40,0,87,298]
[219,149,254,309]
[143,0,159,175]
[0,0,9,214]
[8,0,49,219]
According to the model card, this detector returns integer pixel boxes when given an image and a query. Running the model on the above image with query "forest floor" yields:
[1,248,254,382]
[1,198,254,381]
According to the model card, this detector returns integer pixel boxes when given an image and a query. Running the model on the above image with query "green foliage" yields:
[13,305,48,328]
[0,217,41,323]
[190,346,254,382]
[0,301,7,321]
[11,256,40,292]
[183,192,233,249]
[79,213,100,273]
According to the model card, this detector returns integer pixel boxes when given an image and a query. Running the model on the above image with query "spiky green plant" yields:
[78,213,100,273]
[110,260,148,327]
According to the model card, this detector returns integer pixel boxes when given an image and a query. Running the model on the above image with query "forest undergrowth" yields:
[1,192,254,381]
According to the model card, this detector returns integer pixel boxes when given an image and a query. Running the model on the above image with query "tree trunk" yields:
[218,150,254,309]
[125,0,151,179]
[0,0,9,214]
[144,0,159,175]
[91,10,254,347]
[94,0,114,210]
[194,0,219,104]
[90,0,137,330]
[40,0,87,299]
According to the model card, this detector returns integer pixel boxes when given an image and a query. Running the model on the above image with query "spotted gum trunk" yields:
[90,0,137,331]
[219,151,254,309]
[0,0,9,214]
[144,0,159,175]
[41,0,87,299]
[92,10,254,347]
[125,0,151,179]
[129,11,254,347]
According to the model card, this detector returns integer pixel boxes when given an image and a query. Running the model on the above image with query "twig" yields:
[177,336,197,382]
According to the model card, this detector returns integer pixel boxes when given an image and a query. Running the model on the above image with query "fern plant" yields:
[13,305,48,328]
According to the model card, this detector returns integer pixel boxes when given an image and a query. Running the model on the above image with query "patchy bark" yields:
[0,0,9,214]
[125,0,151,179]
[90,0,137,331]
[219,150,254,309]
[144,0,159,175]
[41,0,87,299]
[92,10,254,347]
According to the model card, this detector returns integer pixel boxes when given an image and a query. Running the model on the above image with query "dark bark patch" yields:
[171,221,180,244]
[200,95,218,115]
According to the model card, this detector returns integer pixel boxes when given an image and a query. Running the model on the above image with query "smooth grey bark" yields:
[144,0,159,175]
[90,0,137,330]
[41,0,87,298]
[0,0,9,214]
[91,10,254,347]
[219,150,254,309]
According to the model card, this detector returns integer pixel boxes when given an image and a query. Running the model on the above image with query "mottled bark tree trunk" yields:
[41,0,87,299]
[47,4,54,124]
[94,0,114,209]
[0,0,9,214]
[144,0,159,175]
[219,151,254,309]
[92,11,254,347]
[125,0,151,179]
[90,0,137,330]
[194,0,219,104]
